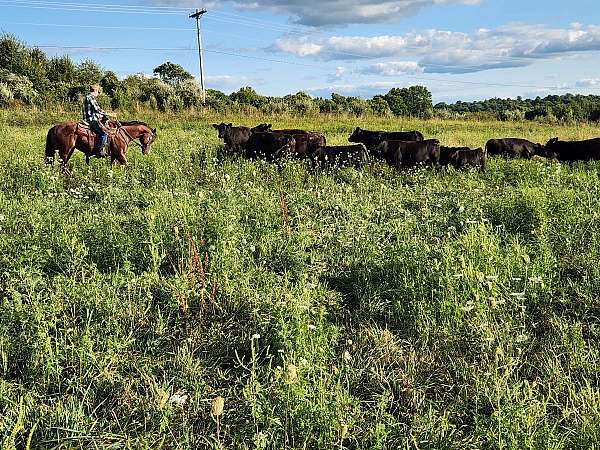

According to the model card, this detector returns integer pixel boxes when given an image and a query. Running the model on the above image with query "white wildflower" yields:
[169,390,189,408]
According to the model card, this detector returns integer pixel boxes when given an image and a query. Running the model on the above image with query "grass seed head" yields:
[212,396,224,417]
[285,364,298,384]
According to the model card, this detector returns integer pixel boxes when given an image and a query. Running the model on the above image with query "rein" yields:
[117,124,143,149]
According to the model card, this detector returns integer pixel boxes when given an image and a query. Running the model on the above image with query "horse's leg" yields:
[60,137,78,173]
[115,151,129,167]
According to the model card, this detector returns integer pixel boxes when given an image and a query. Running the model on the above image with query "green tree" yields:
[206,89,231,112]
[284,91,316,115]
[174,79,203,108]
[384,86,433,118]
[101,71,119,97]
[0,34,30,77]
[230,86,266,108]
[77,60,104,85]
[26,47,48,91]
[369,95,393,117]
[384,88,408,116]
[153,62,193,85]
[47,56,77,84]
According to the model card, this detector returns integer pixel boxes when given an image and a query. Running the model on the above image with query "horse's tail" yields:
[45,127,55,165]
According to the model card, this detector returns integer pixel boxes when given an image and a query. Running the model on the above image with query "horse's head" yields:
[140,127,157,155]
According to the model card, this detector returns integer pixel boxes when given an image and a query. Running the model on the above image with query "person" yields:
[83,84,110,158]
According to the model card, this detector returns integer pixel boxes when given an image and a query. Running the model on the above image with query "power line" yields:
[204,14,315,36]
[211,10,312,33]
[0,3,569,92]
[0,0,184,15]
[1,0,191,11]
[0,0,317,34]
[1,21,195,32]
[30,44,324,68]
[28,43,564,89]
[0,18,545,73]
[0,0,571,71]
[0,20,290,47]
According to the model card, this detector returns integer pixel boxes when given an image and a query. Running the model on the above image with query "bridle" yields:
[116,123,155,151]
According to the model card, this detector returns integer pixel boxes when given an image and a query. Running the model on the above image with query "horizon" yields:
[1,0,600,103]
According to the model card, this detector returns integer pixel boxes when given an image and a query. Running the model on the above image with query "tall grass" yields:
[0,108,599,449]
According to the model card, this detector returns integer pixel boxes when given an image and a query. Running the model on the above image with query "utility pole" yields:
[190,9,207,104]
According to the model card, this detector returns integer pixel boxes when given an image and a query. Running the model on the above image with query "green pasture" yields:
[1,109,600,449]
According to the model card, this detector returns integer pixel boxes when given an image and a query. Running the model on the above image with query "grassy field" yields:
[1,109,600,449]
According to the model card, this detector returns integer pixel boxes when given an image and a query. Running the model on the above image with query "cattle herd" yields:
[213,122,600,171]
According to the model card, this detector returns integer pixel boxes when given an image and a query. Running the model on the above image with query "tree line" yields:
[0,34,433,118]
[434,95,600,123]
[1,33,599,122]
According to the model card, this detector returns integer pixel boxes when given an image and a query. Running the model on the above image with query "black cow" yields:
[252,124,326,157]
[348,127,424,156]
[253,123,309,135]
[485,138,543,159]
[289,133,327,157]
[212,123,252,153]
[310,144,369,168]
[377,139,440,169]
[545,138,600,162]
[245,132,296,161]
[441,146,486,171]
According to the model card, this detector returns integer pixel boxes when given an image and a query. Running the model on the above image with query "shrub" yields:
[0,70,37,104]
[0,81,14,106]
[174,79,203,108]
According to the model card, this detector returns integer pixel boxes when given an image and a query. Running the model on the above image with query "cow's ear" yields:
[212,124,219,129]
[355,127,361,132]
[228,123,233,127]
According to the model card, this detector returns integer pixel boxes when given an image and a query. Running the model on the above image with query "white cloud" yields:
[334,66,346,78]
[205,74,261,92]
[308,81,416,98]
[274,38,322,56]
[327,66,347,82]
[576,78,600,88]
[361,61,424,75]
[153,0,481,26]
[273,23,600,74]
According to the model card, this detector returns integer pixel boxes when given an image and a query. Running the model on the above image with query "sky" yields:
[2,0,600,103]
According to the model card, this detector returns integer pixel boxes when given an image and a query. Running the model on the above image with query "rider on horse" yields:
[83,84,110,158]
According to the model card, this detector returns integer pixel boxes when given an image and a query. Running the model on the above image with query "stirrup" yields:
[95,147,107,158]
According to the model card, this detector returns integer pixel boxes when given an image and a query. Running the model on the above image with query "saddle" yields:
[77,120,120,150]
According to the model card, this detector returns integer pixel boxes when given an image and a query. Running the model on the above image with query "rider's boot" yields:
[95,143,108,158]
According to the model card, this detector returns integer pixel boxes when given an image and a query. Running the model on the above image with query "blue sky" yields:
[2,0,600,102]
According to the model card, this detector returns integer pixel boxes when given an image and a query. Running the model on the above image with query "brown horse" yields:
[45,121,157,169]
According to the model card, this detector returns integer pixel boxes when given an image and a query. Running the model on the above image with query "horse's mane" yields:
[119,120,150,127]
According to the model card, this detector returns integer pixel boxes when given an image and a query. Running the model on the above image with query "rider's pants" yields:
[90,120,108,150]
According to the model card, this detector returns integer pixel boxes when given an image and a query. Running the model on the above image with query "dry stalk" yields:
[279,190,291,237]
